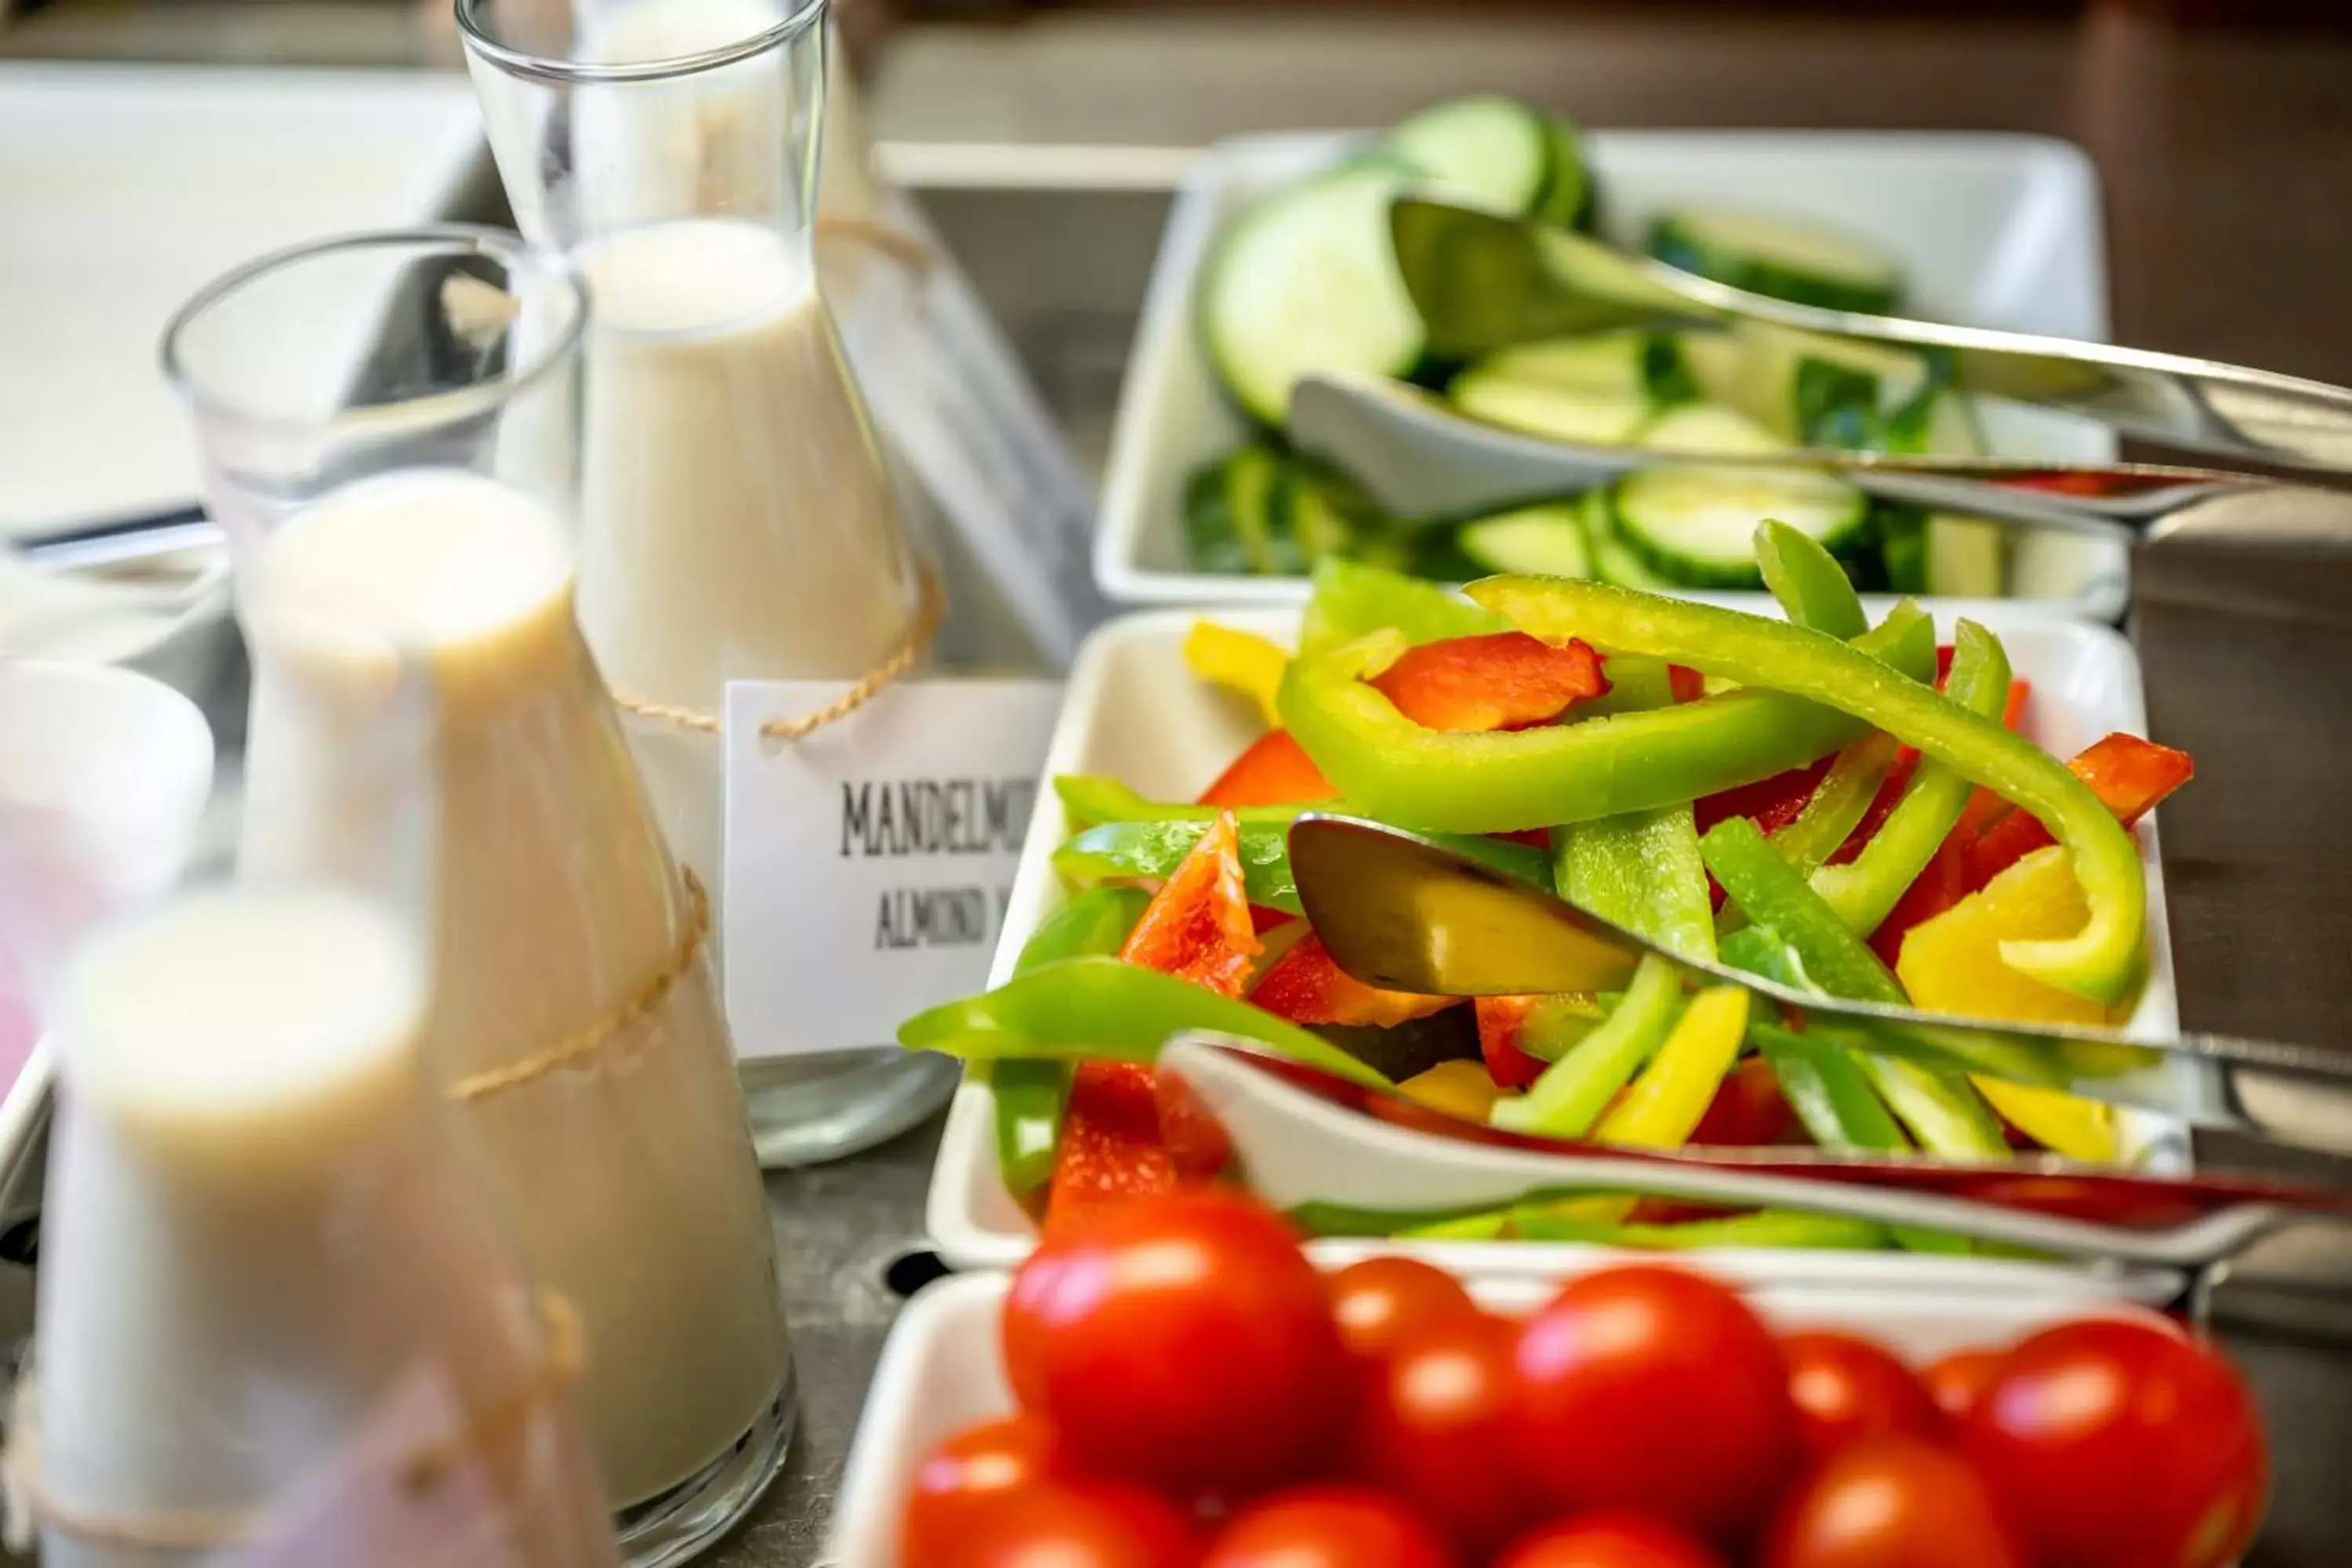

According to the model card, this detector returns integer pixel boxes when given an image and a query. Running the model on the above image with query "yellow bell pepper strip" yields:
[1399,1058,1509,1122]
[1277,604,1935,837]
[1182,619,1290,727]
[898,955,1396,1091]
[1552,658,1717,964]
[1472,575,2147,1004]
[1811,619,2013,935]
[1757,517,1869,642]
[1490,953,1683,1138]
[1703,817,2009,1160]
[1297,557,1508,659]
[990,886,1152,1198]
[1594,987,1752,1149]
[1054,814,1552,916]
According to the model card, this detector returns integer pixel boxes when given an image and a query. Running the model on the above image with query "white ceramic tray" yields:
[922,602,2187,1286]
[828,1265,2170,1567]
[1094,130,2127,617]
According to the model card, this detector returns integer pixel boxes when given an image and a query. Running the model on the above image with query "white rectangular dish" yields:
[829,1266,2170,1568]
[1094,130,2127,616]
[922,602,2187,1285]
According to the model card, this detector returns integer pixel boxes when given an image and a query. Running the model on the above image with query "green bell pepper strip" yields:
[1277,605,1935,837]
[898,955,1395,1091]
[1552,659,1717,964]
[989,887,1151,1197]
[1772,733,1900,879]
[1054,813,1552,916]
[1811,619,2011,934]
[1398,1210,1515,1241]
[1053,775,1307,828]
[1704,818,2008,1160]
[1490,953,1683,1138]
[1471,576,2144,1004]
[1298,557,1508,658]
[1757,517,1869,641]
[1512,1203,1893,1251]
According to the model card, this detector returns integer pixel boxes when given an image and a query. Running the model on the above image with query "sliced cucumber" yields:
[1635,401,1787,455]
[1649,208,1906,315]
[1884,385,1989,457]
[1182,454,1251,575]
[1450,370,1650,445]
[1671,329,1749,409]
[1388,93,1556,216]
[1877,505,1929,595]
[1537,114,1596,231]
[1200,156,1426,426]
[1283,455,1384,568]
[1612,464,1868,589]
[1465,329,1693,408]
[1225,444,1300,574]
[1883,389,2007,594]
[1458,502,1594,578]
[1733,325,1934,447]
[1581,488,1676,590]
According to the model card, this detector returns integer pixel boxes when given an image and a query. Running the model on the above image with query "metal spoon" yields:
[1286,815,2352,1159]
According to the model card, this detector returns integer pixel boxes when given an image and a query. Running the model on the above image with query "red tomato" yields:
[1494,1512,1730,1568]
[1001,1189,1346,1495]
[1327,1256,1479,1364]
[1510,1265,1796,1543]
[1962,1317,2268,1568]
[942,1477,1196,1568]
[1781,1330,1942,1460]
[901,1414,1066,1563]
[1356,1310,1530,1558]
[1762,1435,2030,1568]
[1921,1347,2003,1427]
[1200,1486,1460,1568]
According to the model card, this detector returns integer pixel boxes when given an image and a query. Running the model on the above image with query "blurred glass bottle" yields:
[162,228,792,1565]
[459,0,958,1164]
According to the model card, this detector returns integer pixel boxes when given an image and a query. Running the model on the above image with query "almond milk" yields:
[237,468,789,1507]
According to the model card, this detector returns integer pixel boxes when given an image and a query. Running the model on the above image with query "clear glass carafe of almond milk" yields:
[162,229,793,1568]
[459,0,958,1165]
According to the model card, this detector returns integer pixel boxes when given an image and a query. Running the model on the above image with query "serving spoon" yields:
[1286,815,2352,1160]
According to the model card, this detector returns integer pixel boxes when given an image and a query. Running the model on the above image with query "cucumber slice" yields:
[1458,502,1594,578]
[1182,454,1252,575]
[1581,488,1676,590]
[1635,401,1787,455]
[1466,330,1693,406]
[1284,456,1381,568]
[1883,386,1988,457]
[1537,115,1595,231]
[1450,370,1650,445]
[1649,208,1905,315]
[1200,157,1426,426]
[1612,464,1867,589]
[1388,93,1556,216]
[1926,515,2007,596]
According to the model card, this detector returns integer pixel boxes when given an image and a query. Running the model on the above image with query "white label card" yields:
[722,677,1062,1060]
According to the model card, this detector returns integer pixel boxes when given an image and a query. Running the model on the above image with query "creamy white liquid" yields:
[574,217,913,889]
[39,888,618,1568]
[238,469,788,1506]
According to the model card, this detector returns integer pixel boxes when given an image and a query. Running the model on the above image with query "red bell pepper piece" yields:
[1116,811,1262,997]
[1250,932,1457,1029]
[1197,728,1338,808]
[1472,996,1551,1092]
[1694,756,1834,839]
[1369,631,1610,733]
[1154,1069,1236,1184]
[1868,829,1971,967]
[1688,1055,1802,1147]
[1833,670,2029,866]
[1047,1062,1178,1224]
[1668,663,1707,704]
[1962,732,2194,892]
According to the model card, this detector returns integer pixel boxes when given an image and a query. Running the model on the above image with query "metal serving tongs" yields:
[1286,196,2352,531]
[1285,815,2352,1163]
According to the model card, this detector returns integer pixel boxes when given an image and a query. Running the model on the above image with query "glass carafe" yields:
[459,0,958,1165]
[34,884,621,1568]
[162,229,793,1566]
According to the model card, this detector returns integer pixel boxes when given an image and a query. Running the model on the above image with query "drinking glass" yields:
[162,227,794,1566]
[459,0,956,1166]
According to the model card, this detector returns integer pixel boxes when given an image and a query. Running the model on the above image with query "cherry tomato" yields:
[1762,1435,2030,1568]
[944,1477,1196,1568]
[1494,1512,1730,1568]
[1200,1486,1460,1568]
[1921,1347,2003,1427]
[1356,1309,1530,1558]
[1962,1317,2268,1568]
[1001,1189,1346,1495]
[1328,1255,1479,1364]
[901,1414,1066,1563]
[1781,1330,1942,1460]
[1510,1265,1796,1544]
